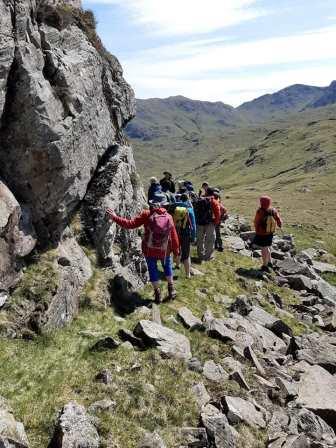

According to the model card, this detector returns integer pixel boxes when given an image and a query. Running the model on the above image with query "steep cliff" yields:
[0,0,145,332]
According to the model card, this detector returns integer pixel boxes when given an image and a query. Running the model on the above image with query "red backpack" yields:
[145,211,173,252]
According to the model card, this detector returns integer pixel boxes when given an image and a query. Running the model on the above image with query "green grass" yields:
[0,249,313,447]
[10,249,59,307]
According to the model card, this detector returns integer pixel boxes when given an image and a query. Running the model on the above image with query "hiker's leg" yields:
[180,229,191,277]
[196,225,206,259]
[261,247,270,266]
[266,246,272,265]
[163,256,173,284]
[146,257,160,289]
[215,224,223,251]
[164,256,177,299]
[183,258,191,278]
[204,223,216,260]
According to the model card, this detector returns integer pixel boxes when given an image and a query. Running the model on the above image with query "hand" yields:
[106,208,116,220]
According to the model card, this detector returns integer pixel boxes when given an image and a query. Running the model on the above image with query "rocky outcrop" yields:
[0,1,136,240]
[0,396,29,447]
[0,180,36,291]
[0,0,145,329]
[48,402,99,448]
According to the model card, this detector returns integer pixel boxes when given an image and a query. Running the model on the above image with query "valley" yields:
[129,85,336,242]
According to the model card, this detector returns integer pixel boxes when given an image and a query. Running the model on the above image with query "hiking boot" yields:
[167,284,177,300]
[261,265,271,273]
[154,288,162,304]
[217,247,224,252]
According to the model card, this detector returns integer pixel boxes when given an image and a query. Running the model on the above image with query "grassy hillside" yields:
[0,248,308,448]
[185,113,336,242]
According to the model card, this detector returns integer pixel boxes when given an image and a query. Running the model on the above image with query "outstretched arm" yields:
[106,209,149,229]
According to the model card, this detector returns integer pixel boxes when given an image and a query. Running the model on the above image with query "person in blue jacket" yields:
[173,193,196,278]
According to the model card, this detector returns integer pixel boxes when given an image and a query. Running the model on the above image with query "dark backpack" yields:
[194,197,213,225]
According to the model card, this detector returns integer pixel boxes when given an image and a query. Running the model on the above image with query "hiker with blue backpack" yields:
[254,195,283,272]
[106,193,180,303]
[169,193,196,279]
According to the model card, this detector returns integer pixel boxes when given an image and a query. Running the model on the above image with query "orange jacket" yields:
[254,207,282,235]
[111,208,180,258]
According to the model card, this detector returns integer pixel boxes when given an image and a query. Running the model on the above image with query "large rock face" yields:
[0,0,138,242]
[0,1,145,329]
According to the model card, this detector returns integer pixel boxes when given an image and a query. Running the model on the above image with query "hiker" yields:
[170,193,196,278]
[194,187,221,262]
[184,180,198,202]
[213,188,228,252]
[176,180,186,195]
[160,171,176,194]
[147,177,162,202]
[254,195,283,272]
[106,193,179,303]
[198,182,209,197]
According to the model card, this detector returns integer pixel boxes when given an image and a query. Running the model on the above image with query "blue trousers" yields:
[146,256,173,283]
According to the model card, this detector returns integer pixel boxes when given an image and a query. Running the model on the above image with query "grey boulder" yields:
[222,396,266,429]
[296,365,336,431]
[178,307,204,331]
[0,396,29,447]
[48,402,99,448]
[203,360,228,382]
[201,404,237,448]
[295,333,336,374]
[134,320,192,360]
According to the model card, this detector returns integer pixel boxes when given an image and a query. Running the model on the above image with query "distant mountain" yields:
[128,81,336,181]
[126,95,245,141]
[127,82,336,140]
[308,80,336,108]
[237,84,324,122]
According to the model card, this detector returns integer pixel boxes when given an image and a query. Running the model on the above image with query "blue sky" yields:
[82,0,336,106]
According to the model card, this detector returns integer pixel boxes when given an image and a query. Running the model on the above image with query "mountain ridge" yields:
[127,80,336,141]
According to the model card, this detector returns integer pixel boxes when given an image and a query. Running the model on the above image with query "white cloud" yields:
[124,25,336,79]
[118,25,336,104]
[129,65,335,106]
[84,0,265,35]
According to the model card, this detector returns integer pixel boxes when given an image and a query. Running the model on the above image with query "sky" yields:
[82,0,336,106]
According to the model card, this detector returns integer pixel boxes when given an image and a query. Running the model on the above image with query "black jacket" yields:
[160,178,175,193]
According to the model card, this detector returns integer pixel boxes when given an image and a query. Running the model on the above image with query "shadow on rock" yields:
[109,274,151,316]
[236,267,265,280]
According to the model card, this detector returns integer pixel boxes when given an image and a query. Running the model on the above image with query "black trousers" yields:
[215,224,223,250]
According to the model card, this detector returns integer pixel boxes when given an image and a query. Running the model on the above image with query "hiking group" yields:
[107,171,282,303]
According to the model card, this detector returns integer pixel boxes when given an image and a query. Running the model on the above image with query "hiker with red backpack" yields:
[254,195,283,272]
[194,187,221,262]
[106,193,179,303]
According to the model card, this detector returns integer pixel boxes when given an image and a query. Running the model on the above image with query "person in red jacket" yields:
[254,195,283,272]
[106,194,180,303]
